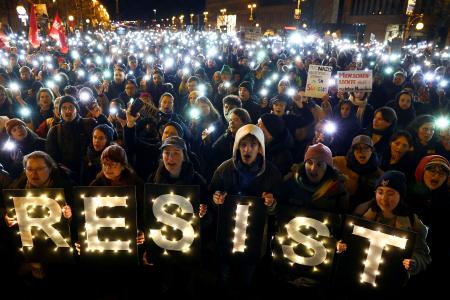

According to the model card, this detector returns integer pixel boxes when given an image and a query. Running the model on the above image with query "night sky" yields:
[103,0,206,21]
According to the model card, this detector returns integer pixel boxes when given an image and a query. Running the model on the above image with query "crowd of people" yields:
[0,28,449,298]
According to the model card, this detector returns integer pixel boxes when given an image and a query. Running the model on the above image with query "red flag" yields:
[49,12,68,53]
[28,5,40,48]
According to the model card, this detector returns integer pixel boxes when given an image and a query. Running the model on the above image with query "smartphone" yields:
[129,98,144,117]
[117,109,126,120]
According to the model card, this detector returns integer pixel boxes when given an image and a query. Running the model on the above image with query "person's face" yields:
[239,135,260,165]
[423,166,448,190]
[39,92,52,110]
[398,94,412,110]
[390,136,411,159]
[125,83,136,97]
[278,81,289,94]
[353,144,373,165]
[418,122,435,144]
[128,60,137,70]
[188,92,199,104]
[340,104,351,118]
[257,119,273,144]
[11,125,28,141]
[162,146,184,176]
[187,80,197,93]
[9,56,17,67]
[92,129,108,152]
[393,74,405,86]
[239,87,250,101]
[159,96,174,113]
[304,158,327,183]
[228,112,244,134]
[272,102,287,117]
[221,73,231,82]
[161,125,179,142]
[375,186,400,214]
[153,73,162,86]
[61,102,77,122]
[25,158,51,187]
[199,102,210,116]
[20,70,30,81]
[223,103,237,119]
[113,70,125,84]
[213,72,221,83]
[372,112,391,131]
[102,159,123,181]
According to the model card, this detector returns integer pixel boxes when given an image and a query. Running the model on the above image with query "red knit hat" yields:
[5,118,26,135]
[415,155,450,182]
[304,143,333,167]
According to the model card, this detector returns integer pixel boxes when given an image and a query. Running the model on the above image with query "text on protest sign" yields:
[216,195,266,263]
[305,65,333,98]
[334,215,415,291]
[145,184,200,263]
[272,206,340,286]
[3,189,73,263]
[74,186,138,266]
[337,70,372,92]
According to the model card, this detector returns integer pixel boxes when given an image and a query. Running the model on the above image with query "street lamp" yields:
[248,3,256,22]
[190,13,194,24]
[179,15,184,28]
[203,11,208,24]
[68,15,74,22]
[403,13,424,44]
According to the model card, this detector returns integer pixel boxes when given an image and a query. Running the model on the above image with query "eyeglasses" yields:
[425,167,448,176]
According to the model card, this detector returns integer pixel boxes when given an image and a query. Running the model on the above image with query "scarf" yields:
[346,150,379,175]
[351,98,367,124]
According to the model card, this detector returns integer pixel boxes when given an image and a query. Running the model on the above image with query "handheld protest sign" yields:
[334,215,416,292]
[74,186,138,266]
[305,65,333,98]
[3,189,73,263]
[145,184,200,263]
[272,205,340,286]
[337,70,372,93]
[216,195,266,263]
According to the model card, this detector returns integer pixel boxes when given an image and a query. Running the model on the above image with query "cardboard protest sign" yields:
[216,195,266,263]
[272,206,341,287]
[334,215,416,292]
[3,189,73,263]
[74,186,138,266]
[145,184,200,264]
[337,70,372,92]
[305,65,333,98]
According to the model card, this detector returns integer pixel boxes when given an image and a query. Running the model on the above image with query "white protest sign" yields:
[305,65,333,98]
[337,70,373,92]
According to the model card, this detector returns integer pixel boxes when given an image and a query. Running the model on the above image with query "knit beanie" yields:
[101,144,128,165]
[220,65,232,75]
[59,95,80,114]
[415,155,450,182]
[375,170,407,199]
[6,118,26,135]
[260,113,285,140]
[304,143,333,167]
[93,124,114,143]
[164,121,184,138]
[239,81,253,94]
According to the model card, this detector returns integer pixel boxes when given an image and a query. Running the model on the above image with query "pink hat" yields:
[304,143,333,167]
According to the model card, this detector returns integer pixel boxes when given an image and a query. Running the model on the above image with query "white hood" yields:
[232,124,266,175]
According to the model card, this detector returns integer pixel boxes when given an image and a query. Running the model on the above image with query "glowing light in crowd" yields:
[3,140,16,151]
[324,121,337,135]
[435,116,449,129]
[260,88,268,97]
[190,108,200,120]
[20,107,31,117]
